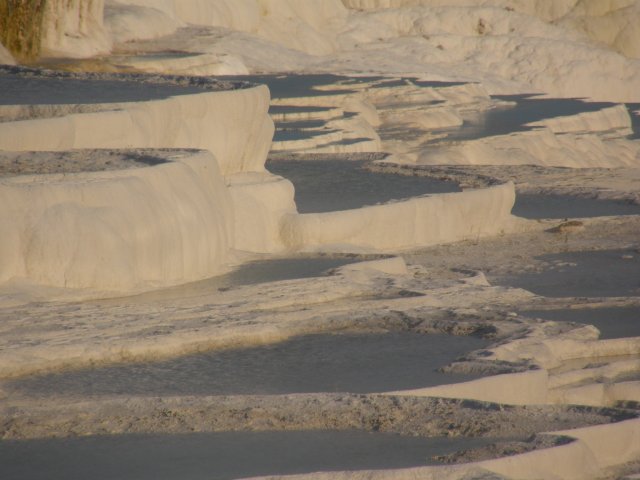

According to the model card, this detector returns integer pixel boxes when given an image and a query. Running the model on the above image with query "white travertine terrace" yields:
[106,52,251,76]
[0,84,274,176]
[226,171,297,253]
[1,2,639,479]
[21,0,639,101]
[374,95,640,168]
[413,128,640,168]
[0,79,285,291]
[0,150,233,290]
[281,183,520,251]
[526,104,634,135]
[0,72,521,291]
[479,418,640,480]
[388,370,550,405]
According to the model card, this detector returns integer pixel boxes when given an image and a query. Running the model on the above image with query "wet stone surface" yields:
[125,255,369,302]
[7,332,488,397]
[0,69,209,105]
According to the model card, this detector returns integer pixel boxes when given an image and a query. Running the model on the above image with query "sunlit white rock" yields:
[0,43,15,65]
[41,0,112,58]
[0,85,274,176]
[0,150,233,291]
[281,182,520,251]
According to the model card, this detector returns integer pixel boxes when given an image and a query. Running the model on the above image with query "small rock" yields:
[546,220,585,234]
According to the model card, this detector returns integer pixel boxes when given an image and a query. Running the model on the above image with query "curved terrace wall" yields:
[0,74,284,291]
[0,150,233,291]
[281,182,519,251]
[0,71,524,291]
[0,83,274,176]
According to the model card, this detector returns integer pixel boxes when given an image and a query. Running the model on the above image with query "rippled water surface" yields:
[496,249,640,298]
[0,431,492,480]
[521,306,640,339]
[125,255,365,303]
[512,194,640,219]
[0,74,206,105]
[267,160,461,213]
[9,332,487,397]
[436,95,617,141]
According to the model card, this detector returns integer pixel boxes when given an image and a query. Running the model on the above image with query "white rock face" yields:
[41,0,112,58]
[109,52,250,76]
[104,1,182,43]
[370,98,640,169]
[0,150,233,291]
[103,0,348,55]
[1,4,638,478]
[416,129,640,168]
[226,171,297,253]
[389,370,549,405]
[331,3,640,102]
[281,182,520,251]
[344,0,640,57]
[0,73,527,291]
[558,1,640,59]
[174,0,348,55]
[0,44,15,65]
[0,85,274,176]
[526,104,633,134]
[0,81,291,291]
[36,0,640,101]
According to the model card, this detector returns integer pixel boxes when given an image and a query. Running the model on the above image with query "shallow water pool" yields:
[221,73,359,99]
[8,332,487,397]
[267,160,461,213]
[435,95,617,142]
[273,128,339,142]
[627,103,640,139]
[124,255,367,303]
[0,431,491,480]
[496,249,640,298]
[0,72,207,105]
[512,193,640,219]
[520,306,640,340]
